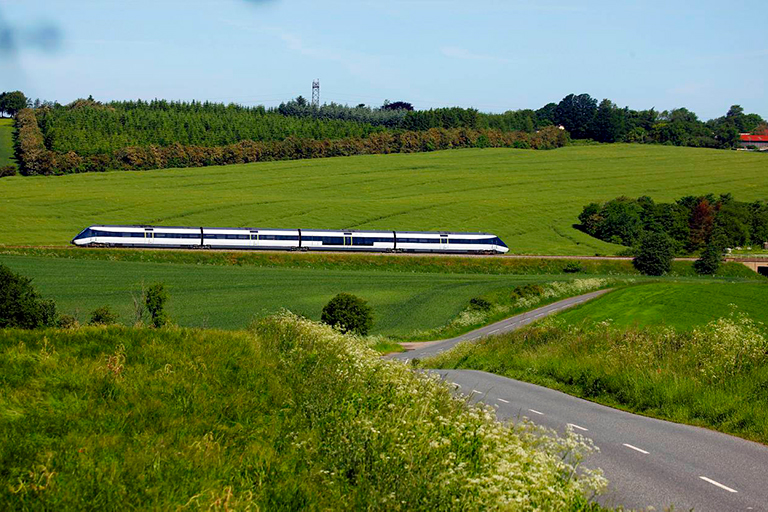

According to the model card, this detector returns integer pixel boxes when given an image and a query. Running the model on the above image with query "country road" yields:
[389,291,768,511]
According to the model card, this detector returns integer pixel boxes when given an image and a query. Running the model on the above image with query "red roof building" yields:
[739,133,768,150]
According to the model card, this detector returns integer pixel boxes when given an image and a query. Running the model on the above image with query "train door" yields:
[144,229,154,245]
[250,231,259,247]
[440,235,449,250]
[344,233,352,247]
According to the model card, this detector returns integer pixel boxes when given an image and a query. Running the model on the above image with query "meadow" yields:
[0,118,14,167]
[2,144,768,254]
[557,282,768,330]
[1,251,759,337]
[0,315,606,510]
[0,254,564,336]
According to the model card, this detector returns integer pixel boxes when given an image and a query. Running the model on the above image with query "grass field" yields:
[558,282,768,330]
[1,252,760,337]
[2,144,767,254]
[0,118,14,167]
[0,254,568,336]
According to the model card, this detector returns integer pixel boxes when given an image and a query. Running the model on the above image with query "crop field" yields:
[0,254,572,336]
[1,144,767,254]
[0,118,13,167]
[558,282,768,330]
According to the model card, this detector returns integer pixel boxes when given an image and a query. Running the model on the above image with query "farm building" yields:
[739,131,768,150]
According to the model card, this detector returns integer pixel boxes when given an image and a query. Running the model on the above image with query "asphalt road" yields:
[390,291,768,511]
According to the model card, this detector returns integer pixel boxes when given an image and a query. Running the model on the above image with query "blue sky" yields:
[1,0,765,120]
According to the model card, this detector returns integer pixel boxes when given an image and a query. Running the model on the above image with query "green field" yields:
[558,282,768,330]
[2,144,767,254]
[0,254,568,336]
[0,118,14,167]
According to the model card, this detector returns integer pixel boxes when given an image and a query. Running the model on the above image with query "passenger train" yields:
[71,225,510,254]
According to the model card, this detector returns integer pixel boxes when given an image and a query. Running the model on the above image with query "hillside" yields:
[0,316,605,510]
[1,144,767,254]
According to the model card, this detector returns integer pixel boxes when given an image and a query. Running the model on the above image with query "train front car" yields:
[394,231,509,254]
[72,225,203,248]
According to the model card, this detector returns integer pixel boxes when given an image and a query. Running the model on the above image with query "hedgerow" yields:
[15,107,567,176]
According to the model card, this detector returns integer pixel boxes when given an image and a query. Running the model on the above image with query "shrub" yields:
[0,263,56,328]
[563,261,583,273]
[320,292,373,335]
[694,242,723,275]
[56,314,80,329]
[468,297,492,311]
[144,283,169,328]
[633,231,674,276]
[88,305,119,325]
[0,165,16,178]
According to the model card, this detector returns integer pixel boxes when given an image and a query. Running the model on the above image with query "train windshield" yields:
[494,237,508,248]
[72,227,94,241]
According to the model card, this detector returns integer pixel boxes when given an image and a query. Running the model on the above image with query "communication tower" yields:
[311,79,320,108]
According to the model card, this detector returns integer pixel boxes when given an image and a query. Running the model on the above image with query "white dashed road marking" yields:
[528,409,544,415]
[699,476,737,493]
[567,423,588,432]
[622,443,649,454]
[497,398,509,404]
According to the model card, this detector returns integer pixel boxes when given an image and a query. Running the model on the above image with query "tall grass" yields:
[0,316,607,510]
[426,312,768,443]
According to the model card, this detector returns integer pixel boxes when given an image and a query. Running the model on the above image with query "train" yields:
[71,225,510,254]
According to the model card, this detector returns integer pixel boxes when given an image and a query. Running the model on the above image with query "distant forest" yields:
[5,90,767,176]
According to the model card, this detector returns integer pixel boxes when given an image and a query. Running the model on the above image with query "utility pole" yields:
[311,79,320,108]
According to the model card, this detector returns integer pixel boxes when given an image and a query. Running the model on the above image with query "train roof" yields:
[85,225,497,236]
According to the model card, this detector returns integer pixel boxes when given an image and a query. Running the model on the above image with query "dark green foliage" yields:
[563,261,583,273]
[633,232,674,276]
[89,305,119,325]
[0,263,56,328]
[0,91,28,117]
[468,297,492,311]
[15,105,567,175]
[144,283,169,328]
[581,194,768,254]
[321,293,373,335]
[0,165,16,177]
[694,243,723,275]
[510,283,545,299]
[56,314,79,329]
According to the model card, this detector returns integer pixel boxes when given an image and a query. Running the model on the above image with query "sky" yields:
[1,0,766,120]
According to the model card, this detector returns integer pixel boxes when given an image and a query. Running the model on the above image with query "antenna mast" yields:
[311,79,320,108]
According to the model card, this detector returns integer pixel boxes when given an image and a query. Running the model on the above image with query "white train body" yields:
[72,225,510,254]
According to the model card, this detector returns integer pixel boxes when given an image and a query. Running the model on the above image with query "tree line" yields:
[16,107,566,175]
[579,194,768,255]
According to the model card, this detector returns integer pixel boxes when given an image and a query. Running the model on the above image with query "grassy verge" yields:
[2,144,768,254]
[426,311,768,444]
[0,316,607,510]
[0,118,14,167]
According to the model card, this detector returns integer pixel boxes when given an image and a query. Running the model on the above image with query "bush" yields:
[88,305,119,325]
[468,297,492,311]
[56,314,80,329]
[0,263,56,328]
[0,165,16,178]
[633,231,674,275]
[144,282,169,327]
[563,261,583,273]
[320,292,374,335]
[694,242,723,275]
